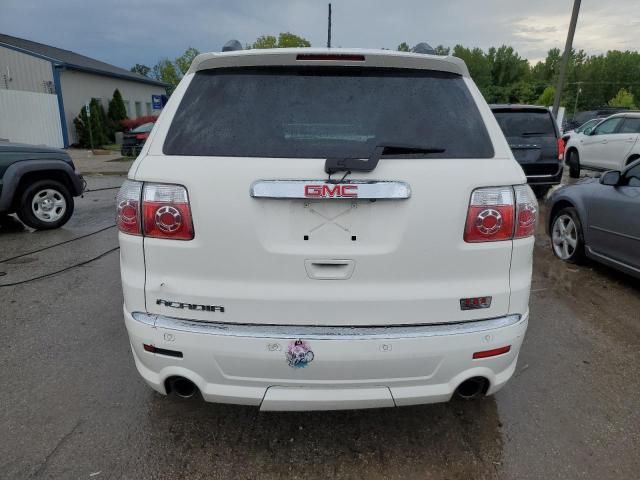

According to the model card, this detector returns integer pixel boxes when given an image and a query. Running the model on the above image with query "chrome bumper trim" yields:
[250,180,411,200]
[131,312,524,340]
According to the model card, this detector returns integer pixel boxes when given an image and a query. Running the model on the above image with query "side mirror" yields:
[600,170,621,186]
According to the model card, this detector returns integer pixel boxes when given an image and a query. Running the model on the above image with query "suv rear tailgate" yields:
[137,155,523,326]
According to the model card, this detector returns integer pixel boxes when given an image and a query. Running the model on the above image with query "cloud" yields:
[0,0,638,69]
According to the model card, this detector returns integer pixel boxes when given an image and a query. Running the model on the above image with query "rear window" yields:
[164,67,494,158]
[493,110,557,138]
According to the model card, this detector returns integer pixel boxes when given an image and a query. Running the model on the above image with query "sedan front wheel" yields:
[551,207,585,263]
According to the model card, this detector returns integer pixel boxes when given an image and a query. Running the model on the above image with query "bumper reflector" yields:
[473,345,511,359]
[143,344,183,358]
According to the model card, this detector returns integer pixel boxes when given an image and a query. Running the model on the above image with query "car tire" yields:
[16,179,74,230]
[550,207,585,264]
[567,150,580,178]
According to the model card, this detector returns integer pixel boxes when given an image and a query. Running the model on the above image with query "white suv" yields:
[117,48,536,411]
[565,112,640,177]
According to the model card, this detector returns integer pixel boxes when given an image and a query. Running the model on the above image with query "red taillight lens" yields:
[135,133,149,141]
[473,345,511,359]
[464,187,515,242]
[557,138,565,160]
[142,183,194,240]
[464,186,537,243]
[514,185,538,239]
[116,180,143,235]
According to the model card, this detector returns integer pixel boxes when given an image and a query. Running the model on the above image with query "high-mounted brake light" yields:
[116,181,194,240]
[116,180,143,235]
[142,183,194,240]
[464,186,537,243]
[296,53,365,61]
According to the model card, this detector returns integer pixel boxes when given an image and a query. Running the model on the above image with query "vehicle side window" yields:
[618,118,640,134]
[593,117,623,135]
[624,163,640,187]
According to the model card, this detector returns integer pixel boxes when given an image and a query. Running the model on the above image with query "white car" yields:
[116,48,536,411]
[565,112,640,178]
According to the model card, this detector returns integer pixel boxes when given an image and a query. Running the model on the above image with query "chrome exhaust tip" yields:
[167,376,198,399]
[455,377,488,400]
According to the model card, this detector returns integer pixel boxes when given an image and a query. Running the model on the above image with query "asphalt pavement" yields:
[1,175,639,479]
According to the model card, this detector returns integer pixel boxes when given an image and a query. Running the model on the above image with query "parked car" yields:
[0,142,84,229]
[548,158,640,278]
[563,108,629,132]
[121,122,154,156]
[561,118,601,144]
[117,48,536,410]
[490,105,563,197]
[565,112,640,178]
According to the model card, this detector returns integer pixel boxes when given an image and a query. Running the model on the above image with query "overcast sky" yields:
[1,0,638,70]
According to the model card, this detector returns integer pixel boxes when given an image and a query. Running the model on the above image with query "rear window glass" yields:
[493,110,557,137]
[164,67,494,158]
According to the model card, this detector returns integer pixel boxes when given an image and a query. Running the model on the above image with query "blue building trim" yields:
[51,63,69,148]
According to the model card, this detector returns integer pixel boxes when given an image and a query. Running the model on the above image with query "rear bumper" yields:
[523,163,563,185]
[124,308,528,410]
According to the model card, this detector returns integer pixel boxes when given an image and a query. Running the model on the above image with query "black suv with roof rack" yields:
[491,104,563,197]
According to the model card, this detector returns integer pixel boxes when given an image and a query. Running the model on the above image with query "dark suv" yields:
[0,143,85,229]
[491,105,563,196]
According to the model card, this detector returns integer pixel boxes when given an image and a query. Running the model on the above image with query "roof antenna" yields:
[222,40,243,52]
[327,3,332,48]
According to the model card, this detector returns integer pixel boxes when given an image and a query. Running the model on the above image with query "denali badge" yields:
[286,339,314,368]
[156,299,225,312]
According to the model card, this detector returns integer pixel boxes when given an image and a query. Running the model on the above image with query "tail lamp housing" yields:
[464,185,537,243]
[557,138,566,160]
[116,180,194,240]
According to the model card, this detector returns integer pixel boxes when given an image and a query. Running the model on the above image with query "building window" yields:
[146,102,152,115]
[135,101,142,118]
[124,100,131,117]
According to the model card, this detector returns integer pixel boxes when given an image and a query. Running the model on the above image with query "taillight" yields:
[557,138,565,160]
[464,186,537,243]
[116,180,143,235]
[464,187,514,242]
[142,183,194,240]
[116,181,194,240]
[135,133,149,141]
[514,185,538,239]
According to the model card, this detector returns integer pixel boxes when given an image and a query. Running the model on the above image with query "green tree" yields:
[130,64,151,77]
[251,32,311,49]
[107,89,128,140]
[536,86,556,106]
[397,42,410,52]
[152,58,180,95]
[73,98,108,148]
[175,47,200,75]
[608,88,636,109]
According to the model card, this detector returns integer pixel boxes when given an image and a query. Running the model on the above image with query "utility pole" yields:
[327,3,332,48]
[552,0,581,119]
[573,82,583,116]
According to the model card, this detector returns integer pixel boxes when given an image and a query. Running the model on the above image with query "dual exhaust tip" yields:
[455,377,489,400]
[165,375,488,402]
[166,376,198,399]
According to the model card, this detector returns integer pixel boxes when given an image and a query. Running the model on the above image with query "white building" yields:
[0,33,167,147]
